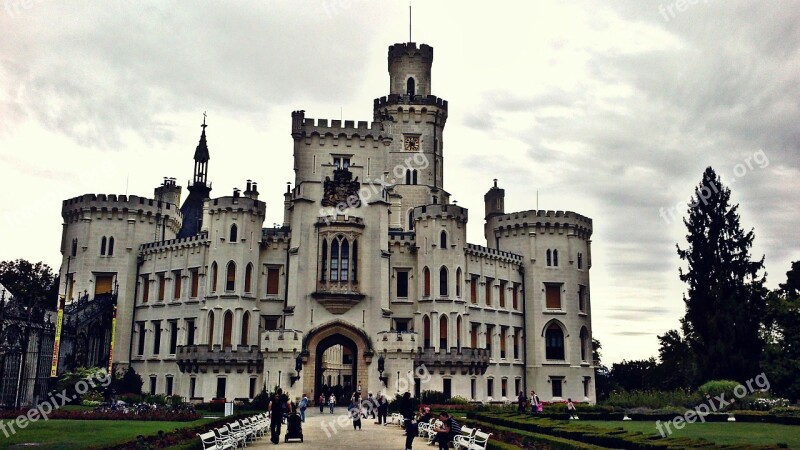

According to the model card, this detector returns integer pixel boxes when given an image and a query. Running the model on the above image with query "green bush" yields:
[420,390,447,405]
[604,389,700,409]
[448,396,471,405]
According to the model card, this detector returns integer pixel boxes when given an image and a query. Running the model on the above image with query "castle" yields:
[56,42,596,404]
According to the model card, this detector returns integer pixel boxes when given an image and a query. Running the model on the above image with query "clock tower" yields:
[374,42,449,230]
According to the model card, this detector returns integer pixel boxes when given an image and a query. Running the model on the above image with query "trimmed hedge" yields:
[466,418,604,450]
[468,411,787,450]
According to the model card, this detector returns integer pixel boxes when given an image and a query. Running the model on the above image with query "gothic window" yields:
[210,262,218,293]
[230,224,238,242]
[405,170,412,185]
[108,237,114,256]
[341,239,350,281]
[439,266,448,297]
[456,316,463,349]
[578,285,587,312]
[423,267,431,297]
[577,252,583,269]
[333,157,350,169]
[244,263,253,293]
[455,268,462,298]
[439,315,448,349]
[320,235,359,286]
[423,315,431,348]
[407,77,415,96]
[241,312,250,346]
[100,237,107,256]
[545,323,565,360]
[412,170,418,184]
[71,238,78,257]
[440,230,447,248]
[580,327,589,362]
[546,249,552,267]
[352,240,358,281]
[320,240,328,281]
[408,210,414,231]
[207,311,215,346]
[553,249,559,267]
[222,310,233,347]
[330,239,340,281]
[226,261,236,292]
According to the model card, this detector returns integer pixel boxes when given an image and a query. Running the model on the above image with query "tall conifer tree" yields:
[677,167,766,382]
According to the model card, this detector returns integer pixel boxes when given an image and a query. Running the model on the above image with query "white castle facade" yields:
[56,42,596,404]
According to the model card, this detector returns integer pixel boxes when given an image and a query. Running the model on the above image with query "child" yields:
[567,398,579,419]
[349,398,362,430]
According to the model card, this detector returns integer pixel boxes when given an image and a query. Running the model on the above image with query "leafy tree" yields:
[0,259,59,314]
[112,365,144,395]
[676,167,766,383]
[761,261,800,401]
[609,358,659,391]
[656,329,698,389]
[592,338,617,401]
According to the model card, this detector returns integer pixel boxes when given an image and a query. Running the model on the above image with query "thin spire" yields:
[409,0,412,42]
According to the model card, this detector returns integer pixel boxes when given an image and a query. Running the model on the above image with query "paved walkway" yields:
[249,409,411,449]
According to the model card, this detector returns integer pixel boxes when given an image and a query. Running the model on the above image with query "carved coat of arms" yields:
[322,167,361,208]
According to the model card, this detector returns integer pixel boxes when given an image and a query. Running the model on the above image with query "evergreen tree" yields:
[762,261,800,401]
[656,329,697,389]
[676,167,766,383]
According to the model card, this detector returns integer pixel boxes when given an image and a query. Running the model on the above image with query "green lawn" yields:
[582,420,800,448]
[0,418,213,450]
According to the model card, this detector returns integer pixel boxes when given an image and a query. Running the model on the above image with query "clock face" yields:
[404,136,420,151]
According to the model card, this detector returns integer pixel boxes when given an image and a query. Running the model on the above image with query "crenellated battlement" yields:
[388,42,433,65]
[373,94,448,111]
[389,230,416,248]
[62,193,181,221]
[465,243,523,263]
[290,110,390,142]
[139,231,209,254]
[489,209,593,237]
[261,227,291,243]
[413,204,468,223]
[206,196,266,216]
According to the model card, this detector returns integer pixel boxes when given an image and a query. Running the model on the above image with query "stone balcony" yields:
[414,347,490,375]
[176,344,263,374]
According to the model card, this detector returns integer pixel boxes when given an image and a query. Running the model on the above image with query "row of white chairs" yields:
[453,426,491,450]
[198,414,269,449]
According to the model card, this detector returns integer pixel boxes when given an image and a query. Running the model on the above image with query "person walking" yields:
[531,390,541,414]
[298,393,308,423]
[367,392,376,419]
[349,397,362,430]
[376,394,389,425]
[319,393,325,413]
[567,398,579,419]
[399,392,414,433]
[268,390,287,444]
[329,393,336,414]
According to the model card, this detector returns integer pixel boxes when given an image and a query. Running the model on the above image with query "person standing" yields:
[329,393,336,413]
[268,390,286,444]
[298,393,308,423]
[319,393,326,413]
[517,391,526,413]
[399,392,414,433]
[531,390,541,414]
[367,392,376,419]
[349,397,362,430]
[376,394,389,425]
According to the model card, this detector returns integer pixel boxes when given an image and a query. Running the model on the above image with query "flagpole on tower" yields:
[409,0,412,42]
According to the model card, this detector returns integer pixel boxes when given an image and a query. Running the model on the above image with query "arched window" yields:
[100,237,107,256]
[577,253,583,269]
[407,77,415,96]
[456,316,463,350]
[408,210,414,231]
[423,267,431,297]
[580,327,589,362]
[456,268,462,298]
[545,323,565,360]
[439,266,448,297]
[553,249,559,267]
[108,237,114,256]
[222,310,233,347]
[241,312,250,346]
[412,170,418,185]
[226,261,236,291]
[439,315,448,350]
[320,240,328,281]
[341,239,350,281]
[230,224,238,242]
[423,315,431,348]
[210,262,218,292]
[546,249,552,267]
[330,239,340,281]
[405,170,412,185]
[71,238,78,257]
[440,231,447,249]
[207,311,215,346]
[244,263,253,293]
[352,240,359,282]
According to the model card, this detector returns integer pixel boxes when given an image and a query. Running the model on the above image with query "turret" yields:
[484,179,505,220]
[154,177,181,206]
[179,116,214,238]
[388,43,433,97]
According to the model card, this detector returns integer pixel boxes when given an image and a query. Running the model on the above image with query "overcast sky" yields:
[1,1,798,365]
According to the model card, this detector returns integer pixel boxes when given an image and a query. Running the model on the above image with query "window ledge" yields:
[151,303,166,308]
[578,311,588,317]
[542,362,570,366]
[392,299,413,304]
[261,296,284,302]
[168,301,181,306]
[219,294,238,299]
[241,295,257,300]
[136,304,150,309]
[543,310,566,315]
[185,300,200,305]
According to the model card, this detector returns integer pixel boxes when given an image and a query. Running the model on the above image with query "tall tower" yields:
[375,43,449,228]
[178,117,213,238]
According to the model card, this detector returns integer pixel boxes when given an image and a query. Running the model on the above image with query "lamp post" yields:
[377,354,388,387]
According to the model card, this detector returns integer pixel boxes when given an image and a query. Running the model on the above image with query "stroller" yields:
[285,412,304,442]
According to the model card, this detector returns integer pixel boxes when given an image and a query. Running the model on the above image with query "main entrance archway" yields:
[315,335,357,405]
[302,321,373,405]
